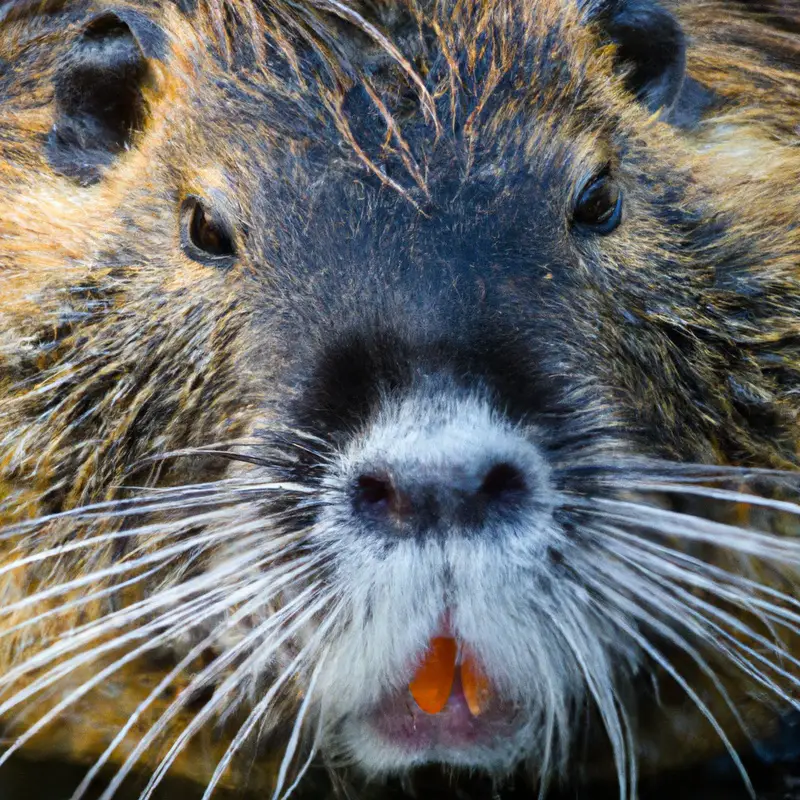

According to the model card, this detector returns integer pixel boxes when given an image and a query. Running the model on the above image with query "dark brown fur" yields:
[0,0,798,794]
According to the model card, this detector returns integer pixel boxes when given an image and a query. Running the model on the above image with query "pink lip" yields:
[368,613,520,751]
[369,671,521,751]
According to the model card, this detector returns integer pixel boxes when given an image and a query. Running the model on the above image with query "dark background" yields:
[1,754,798,800]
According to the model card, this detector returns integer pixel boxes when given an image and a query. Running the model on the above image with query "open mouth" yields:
[367,636,524,752]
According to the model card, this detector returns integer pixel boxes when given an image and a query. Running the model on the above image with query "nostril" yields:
[354,472,397,513]
[352,461,531,532]
[479,462,527,502]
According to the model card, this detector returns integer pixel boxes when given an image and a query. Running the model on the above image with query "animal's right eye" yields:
[180,196,237,267]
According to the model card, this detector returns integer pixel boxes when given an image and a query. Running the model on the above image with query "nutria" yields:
[0,0,798,796]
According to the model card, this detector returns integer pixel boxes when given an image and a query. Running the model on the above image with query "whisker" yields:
[270,654,323,800]
[572,497,800,564]
[0,488,236,537]
[550,596,631,800]
[533,666,565,799]
[133,595,340,800]
[4,556,323,772]
[0,537,297,690]
[615,480,800,518]
[90,590,318,800]
[199,604,342,800]
[595,527,799,664]
[595,525,800,625]
[277,710,324,800]
[560,459,800,485]
[0,592,225,769]
[598,534,800,702]
[0,509,245,580]
[70,562,325,800]
[141,447,319,473]
[583,574,755,798]
[0,516,301,620]
[0,562,172,642]
[0,477,316,541]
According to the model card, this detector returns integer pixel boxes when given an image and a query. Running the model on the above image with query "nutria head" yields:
[0,0,798,796]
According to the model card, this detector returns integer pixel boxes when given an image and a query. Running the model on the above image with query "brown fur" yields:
[0,0,797,794]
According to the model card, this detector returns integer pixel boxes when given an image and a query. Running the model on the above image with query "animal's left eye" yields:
[572,171,622,235]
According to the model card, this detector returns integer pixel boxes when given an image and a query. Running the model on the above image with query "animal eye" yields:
[180,196,237,266]
[572,171,622,235]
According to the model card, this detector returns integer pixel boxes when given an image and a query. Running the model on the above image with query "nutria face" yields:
[1,0,799,794]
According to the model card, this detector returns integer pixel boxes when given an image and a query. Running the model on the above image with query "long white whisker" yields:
[70,560,325,800]
[551,597,630,800]
[598,524,800,613]
[584,577,755,798]
[104,584,333,800]
[600,535,800,705]
[0,532,313,714]
[271,656,325,800]
[0,592,223,769]
[0,498,238,541]
[576,497,800,563]
[615,481,800,517]
[0,517,247,598]
[599,525,800,632]
[0,478,315,540]
[3,556,323,774]
[562,459,800,484]
[199,604,342,800]
[0,562,171,642]
[0,535,279,686]
[0,516,308,644]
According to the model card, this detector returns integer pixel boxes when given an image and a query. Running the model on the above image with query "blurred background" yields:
[0,751,798,800]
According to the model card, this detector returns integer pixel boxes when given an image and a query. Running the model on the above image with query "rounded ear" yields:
[46,9,167,185]
[588,0,687,115]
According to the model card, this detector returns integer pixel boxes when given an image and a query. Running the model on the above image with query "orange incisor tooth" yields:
[461,654,492,716]
[409,637,457,714]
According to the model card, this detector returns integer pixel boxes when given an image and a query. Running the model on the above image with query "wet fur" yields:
[0,0,797,797]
